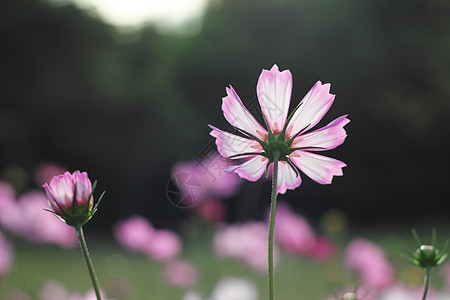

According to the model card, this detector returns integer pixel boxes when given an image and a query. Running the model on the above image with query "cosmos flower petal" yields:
[277,162,302,194]
[209,125,262,159]
[257,65,292,133]
[50,171,74,210]
[288,81,335,137]
[290,151,346,185]
[226,156,268,182]
[222,85,267,139]
[293,115,350,151]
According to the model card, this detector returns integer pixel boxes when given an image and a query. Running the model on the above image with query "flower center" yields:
[263,133,291,162]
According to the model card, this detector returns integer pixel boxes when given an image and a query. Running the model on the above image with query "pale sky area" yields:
[71,0,210,31]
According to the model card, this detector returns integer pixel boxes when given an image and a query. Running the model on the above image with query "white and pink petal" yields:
[209,125,262,159]
[288,81,335,137]
[290,151,346,185]
[226,156,268,182]
[277,161,302,194]
[222,85,267,140]
[292,115,350,151]
[256,65,292,134]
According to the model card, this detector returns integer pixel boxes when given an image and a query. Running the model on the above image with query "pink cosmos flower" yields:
[34,163,66,186]
[345,238,394,290]
[209,64,349,194]
[43,171,102,227]
[163,260,198,288]
[0,190,77,248]
[213,222,279,273]
[273,203,316,255]
[171,154,241,202]
[114,216,155,252]
[114,215,182,262]
[43,171,93,214]
[144,229,182,262]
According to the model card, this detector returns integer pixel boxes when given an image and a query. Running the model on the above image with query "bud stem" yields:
[422,266,431,300]
[76,226,102,300]
[268,151,280,300]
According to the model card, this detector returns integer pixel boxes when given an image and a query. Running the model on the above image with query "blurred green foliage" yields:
[0,0,449,228]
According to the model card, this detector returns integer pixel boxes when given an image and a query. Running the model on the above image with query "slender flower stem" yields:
[268,151,280,300]
[76,226,102,300]
[422,266,431,300]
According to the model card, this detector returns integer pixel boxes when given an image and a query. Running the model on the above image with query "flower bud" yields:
[342,292,358,300]
[414,245,447,269]
[43,171,104,227]
[411,229,448,270]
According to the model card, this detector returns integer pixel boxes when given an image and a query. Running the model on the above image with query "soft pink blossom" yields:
[114,216,182,262]
[209,64,349,194]
[144,229,182,262]
[163,260,198,288]
[114,216,155,252]
[213,222,278,273]
[196,198,226,222]
[309,236,337,262]
[0,190,77,248]
[345,238,395,289]
[43,171,93,214]
[274,203,316,255]
[34,163,66,186]
[0,231,13,277]
[172,154,241,203]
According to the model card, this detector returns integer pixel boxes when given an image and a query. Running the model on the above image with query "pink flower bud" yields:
[42,171,102,227]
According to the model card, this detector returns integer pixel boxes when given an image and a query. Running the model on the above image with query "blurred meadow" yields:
[1,0,450,299]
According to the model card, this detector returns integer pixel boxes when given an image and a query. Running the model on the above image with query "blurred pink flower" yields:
[0,231,13,277]
[114,216,182,262]
[40,280,68,300]
[274,203,316,255]
[34,163,66,186]
[144,229,182,262]
[163,260,198,288]
[213,222,278,273]
[345,238,394,289]
[209,64,349,194]
[196,198,226,222]
[309,236,337,262]
[0,190,77,248]
[114,216,155,252]
[172,154,241,205]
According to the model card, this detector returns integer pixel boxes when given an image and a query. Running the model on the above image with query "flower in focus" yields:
[344,238,394,290]
[163,260,198,288]
[209,64,349,194]
[43,171,104,227]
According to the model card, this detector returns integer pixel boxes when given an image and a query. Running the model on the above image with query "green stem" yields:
[76,226,102,300]
[268,151,280,300]
[422,267,431,300]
